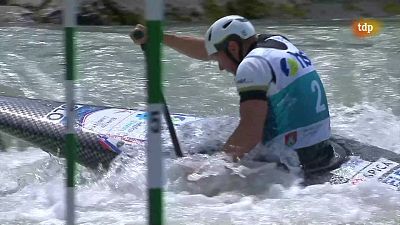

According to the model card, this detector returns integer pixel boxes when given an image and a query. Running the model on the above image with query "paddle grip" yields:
[132,30,146,51]
[132,30,144,40]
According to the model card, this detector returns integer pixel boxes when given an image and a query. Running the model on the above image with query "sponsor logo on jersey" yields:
[284,131,297,146]
[280,57,299,77]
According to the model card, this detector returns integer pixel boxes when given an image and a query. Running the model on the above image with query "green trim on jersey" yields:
[238,85,269,93]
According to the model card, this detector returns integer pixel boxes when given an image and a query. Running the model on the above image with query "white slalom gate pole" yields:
[145,0,165,224]
[64,0,77,224]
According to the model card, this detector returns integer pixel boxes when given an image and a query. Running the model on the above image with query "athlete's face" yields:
[212,41,240,75]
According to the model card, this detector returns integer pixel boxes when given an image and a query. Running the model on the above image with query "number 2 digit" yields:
[311,80,326,113]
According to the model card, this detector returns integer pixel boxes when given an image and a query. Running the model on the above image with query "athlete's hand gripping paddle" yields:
[131,29,184,157]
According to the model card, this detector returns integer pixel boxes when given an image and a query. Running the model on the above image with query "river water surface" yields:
[0,19,399,224]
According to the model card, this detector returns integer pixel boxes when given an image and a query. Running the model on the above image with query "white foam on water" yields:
[331,103,400,153]
[163,104,400,224]
[1,24,399,224]
[1,103,400,224]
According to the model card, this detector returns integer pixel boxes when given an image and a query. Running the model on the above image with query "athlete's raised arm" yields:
[130,24,210,61]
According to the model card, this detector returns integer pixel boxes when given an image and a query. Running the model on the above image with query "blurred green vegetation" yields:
[342,1,362,11]
[6,0,400,25]
[226,0,272,19]
[167,6,196,22]
[203,0,226,22]
[204,0,309,22]
[384,1,400,14]
[277,4,307,18]
[102,0,143,25]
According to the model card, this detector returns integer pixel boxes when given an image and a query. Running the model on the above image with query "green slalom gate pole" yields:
[132,30,183,158]
[64,0,77,224]
[145,0,165,224]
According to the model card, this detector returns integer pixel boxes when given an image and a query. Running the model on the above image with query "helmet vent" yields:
[208,28,212,41]
[222,20,233,29]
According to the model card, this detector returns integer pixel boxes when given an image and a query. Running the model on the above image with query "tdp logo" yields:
[352,18,382,38]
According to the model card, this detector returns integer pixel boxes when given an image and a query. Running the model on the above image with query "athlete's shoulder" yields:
[235,56,273,92]
[257,34,291,50]
[247,34,294,59]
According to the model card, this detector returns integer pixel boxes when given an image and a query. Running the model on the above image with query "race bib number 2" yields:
[311,80,327,113]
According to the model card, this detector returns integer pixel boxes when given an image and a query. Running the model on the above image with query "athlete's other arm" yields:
[223,99,268,160]
[163,33,209,61]
[130,24,209,61]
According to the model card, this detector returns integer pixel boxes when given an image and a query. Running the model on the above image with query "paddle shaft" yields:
[133,30,183,157]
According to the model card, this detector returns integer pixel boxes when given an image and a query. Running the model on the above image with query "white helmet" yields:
[204,15,256,56]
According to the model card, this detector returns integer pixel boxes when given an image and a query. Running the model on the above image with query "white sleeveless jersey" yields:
[235,35,331,149]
